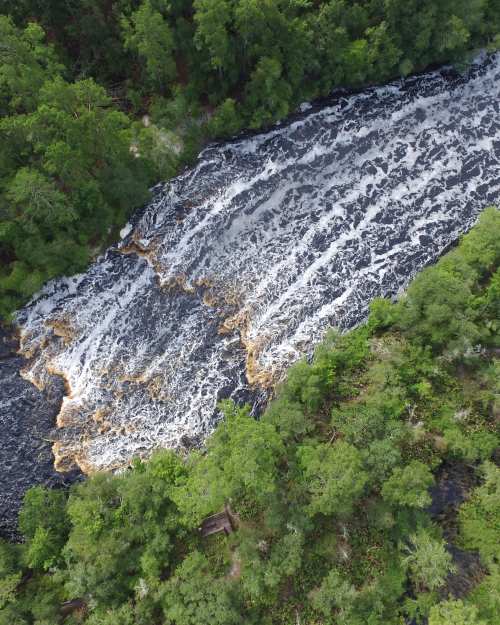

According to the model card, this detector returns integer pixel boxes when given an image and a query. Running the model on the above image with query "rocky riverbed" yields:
[1,52,499,534]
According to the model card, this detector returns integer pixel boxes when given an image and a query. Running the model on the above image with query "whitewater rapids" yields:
[13,53,500,474]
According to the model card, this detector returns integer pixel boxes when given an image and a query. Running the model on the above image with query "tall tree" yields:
[382,461,434,509]
[298,441,367,517]
[122,1,177,91]
[401,529,455,592]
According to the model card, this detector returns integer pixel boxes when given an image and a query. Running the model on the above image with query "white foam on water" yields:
[15,54,500,471]
[119,222,133,239]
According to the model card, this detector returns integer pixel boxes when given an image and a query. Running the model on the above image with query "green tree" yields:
[122,1,176,91]
[459,207,500,277]
[458,461,500,564]
[366,21,401,80]
[0,63,152,317]
[244,57,292,128]
[174,401,285,523]
[238,528,304,603]
[262,396,312,442]
[342,39,370,85]
[0,541,23,612]
[467,563,500,624]
[13,0,141,82]
[484,267,500,321]
[315,5,351,89]
[368,297,398,331]
[19,486,69,571]
[442,426,498,463]
[438,15,470,58]
[429,599,486,625]
[384,0,482,70]
[6,168,76,230]
[0,17,62,114]
[397,262,480,354]
[298,441,368,517]
[401,529,455,592]
[161,552,241,625]
[331,390,406,448]
[193,0,234,76]
[382,461,434,509]
[207,98,243,138]
[63,451,185,605]
[234,0,314,93]
[362,438,402,484]
[311,568,358,624]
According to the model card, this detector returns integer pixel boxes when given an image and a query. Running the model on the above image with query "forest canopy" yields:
[1,208,499,624]
[1,0,500,317]
[1,2,500,623]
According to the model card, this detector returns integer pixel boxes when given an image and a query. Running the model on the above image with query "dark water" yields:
[0,329,80,539]
[1,53,500,534]
[429,461,486,601]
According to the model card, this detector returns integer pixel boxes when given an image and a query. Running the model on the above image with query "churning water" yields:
[4,54,500,495]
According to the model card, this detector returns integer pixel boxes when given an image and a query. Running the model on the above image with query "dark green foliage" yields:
[298,441,368,517]
[382,461,434,509]
[12,0,500,110]
[1,5,500,613]
[0,18,153,318]
[161,552,242,625]
[2,2,500,317]
[2,210,499,624]
[18,486,69,570]
[458,461,500,564]
[122,1,176,91]
[10,1,142,83]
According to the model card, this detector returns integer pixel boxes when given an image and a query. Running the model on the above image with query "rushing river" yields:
[1,53,500,533]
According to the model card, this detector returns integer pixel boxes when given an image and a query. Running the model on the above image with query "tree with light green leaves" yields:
[458,461,500,564]
[311,567,359,624]
[401,529,455,592]
[19,486,69,571]
[382,460,434,509]
[429,599,487,625]
[161,551,242,625]
[298,441,367,517]
[174,401,285,524]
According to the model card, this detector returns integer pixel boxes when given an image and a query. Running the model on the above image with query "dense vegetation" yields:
[1,208,499,624]
[1,1,500,317]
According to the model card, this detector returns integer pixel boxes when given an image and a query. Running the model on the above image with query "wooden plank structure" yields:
[200,505,235,537]
[60,598,86,617]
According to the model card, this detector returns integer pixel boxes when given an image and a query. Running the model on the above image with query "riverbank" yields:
[2,209,499,624]
[1,50,499,538]
[13,51,500,474]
